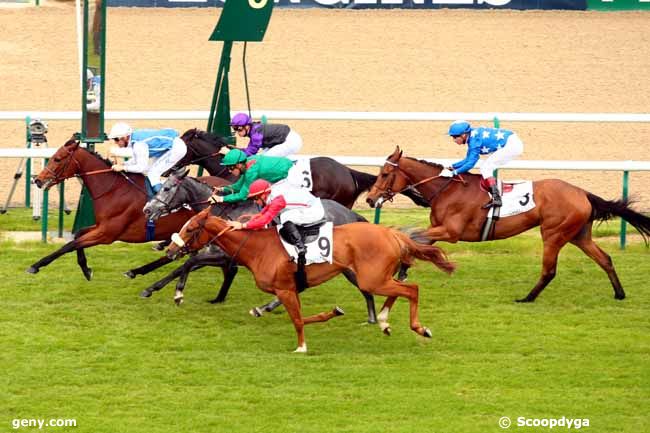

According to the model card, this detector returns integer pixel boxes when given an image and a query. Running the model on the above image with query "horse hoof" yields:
[422,327,432,338]
[249,307,263,318]
[334,306,345,316]
[515,297,533,303]
[293,344,307,353]
[367,319,377,325]
[152,243,165,251]
[140,290,152,298]
[82,268,93,281]
[383,327,392,336]
[26,266,39,274]
[174,297,184,306]
[615,294,626,300]
[208,298,224,304]
[124,271,136,279]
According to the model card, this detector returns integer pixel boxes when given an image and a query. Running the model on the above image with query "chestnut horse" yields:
[166,208,455,352]
[366,146,650,303]
[174,128,429,209]
[29,138,228,279]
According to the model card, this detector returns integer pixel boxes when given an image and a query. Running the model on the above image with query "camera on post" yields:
[29,119,48,145]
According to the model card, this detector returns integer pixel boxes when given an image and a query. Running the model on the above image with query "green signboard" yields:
[209,0,273,42]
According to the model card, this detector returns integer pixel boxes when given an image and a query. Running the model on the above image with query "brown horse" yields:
[166,208,455,352]
[366,146,650,303]
[29,137,229,279]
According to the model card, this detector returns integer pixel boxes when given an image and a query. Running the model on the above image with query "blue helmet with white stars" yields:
[448,120,471,136]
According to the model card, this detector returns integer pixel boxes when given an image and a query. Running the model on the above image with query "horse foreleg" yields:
[274,289,306,353]
[249,297,282,318]
[571,235,625,300]
[303,306,345,324]
[210,265,239,304]
[27,239,79,274]
[140,262,188,298]
[376,281,430,337]
[76,248,93,281]
[124,256,173,279]
[342,269,377,324]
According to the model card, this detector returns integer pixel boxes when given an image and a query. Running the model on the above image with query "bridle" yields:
[375,158,465,204]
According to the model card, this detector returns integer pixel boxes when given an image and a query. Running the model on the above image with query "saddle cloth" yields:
[493,180,536,218]
[288,157,313,191]
[277,221,333,265]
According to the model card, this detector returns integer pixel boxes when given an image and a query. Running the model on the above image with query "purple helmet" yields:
[230,113,252,127]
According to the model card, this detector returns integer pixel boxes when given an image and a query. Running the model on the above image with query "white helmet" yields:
[108,122,132,139]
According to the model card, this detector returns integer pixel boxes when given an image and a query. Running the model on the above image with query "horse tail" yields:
[587,192,650,244]
[393,228,456,275]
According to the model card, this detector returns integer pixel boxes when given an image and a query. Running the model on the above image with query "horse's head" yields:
[34,137,82,190]
[166,208,217,260]
[143,168,190,220]
[366,146,411,208]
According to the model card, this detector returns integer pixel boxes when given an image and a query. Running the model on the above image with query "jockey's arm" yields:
[122,141,149,173]
[244,196,286,230]
[241,127,263,156]
[222,165,260,203]
[451,142,481,175]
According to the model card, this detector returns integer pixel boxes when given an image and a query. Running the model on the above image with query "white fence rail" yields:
[2,110,650,122]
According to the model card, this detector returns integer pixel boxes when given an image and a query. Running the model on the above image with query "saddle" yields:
[279,219,327,245]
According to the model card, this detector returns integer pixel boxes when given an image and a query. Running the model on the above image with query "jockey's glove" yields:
[112,164,125,172]
[208,194,224,204]
[439,168,454,178]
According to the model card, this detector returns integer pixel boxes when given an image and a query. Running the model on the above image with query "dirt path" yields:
[1,4,649,210]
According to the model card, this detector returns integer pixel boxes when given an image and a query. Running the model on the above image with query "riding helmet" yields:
[221,148,248,166]
[230,113,252,127]
[448,120,472,136]
[248,179,272,198]
[108,122,133,139]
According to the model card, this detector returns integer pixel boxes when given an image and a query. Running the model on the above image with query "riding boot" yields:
[282,222,308,290]
[483,184,502,208]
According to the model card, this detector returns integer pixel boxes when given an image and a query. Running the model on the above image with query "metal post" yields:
[620,171,629,250]
[58,182,65,238]
[41,158,49,243]
[25,116,31,207]
[373,207,381,224]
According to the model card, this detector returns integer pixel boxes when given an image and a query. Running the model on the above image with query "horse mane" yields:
[404,156,444,170]
[85,147,114,167]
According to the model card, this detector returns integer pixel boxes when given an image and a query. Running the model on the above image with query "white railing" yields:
[2,110,650,122]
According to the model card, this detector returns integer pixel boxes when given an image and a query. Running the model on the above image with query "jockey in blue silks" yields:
[440,120,524,208]
[108,122,187,193]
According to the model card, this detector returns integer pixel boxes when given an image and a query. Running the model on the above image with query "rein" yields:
[382,159,466,204]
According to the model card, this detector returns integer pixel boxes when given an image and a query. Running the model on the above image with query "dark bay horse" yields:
[140,170,380,323]
[175,128,428,208]
[366,146,650,303]
[29,138,200,279]
[166,208,455,352]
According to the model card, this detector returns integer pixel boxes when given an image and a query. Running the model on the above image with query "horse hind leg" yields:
[517,239,565,303]
[303,306,345,324]
[571,230,625,300]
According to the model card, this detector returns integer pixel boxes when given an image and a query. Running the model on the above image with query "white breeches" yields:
[280,201,325,226]
[480,134,524,178]
[260,130,303,157]
[147,137,187,186]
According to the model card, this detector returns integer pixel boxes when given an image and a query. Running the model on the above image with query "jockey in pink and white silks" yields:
[108,122,187,193]
[441,120,524,208]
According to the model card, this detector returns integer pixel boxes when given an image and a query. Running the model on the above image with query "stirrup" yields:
[482,198,501,209]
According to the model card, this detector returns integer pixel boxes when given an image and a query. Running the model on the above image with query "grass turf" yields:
[1,208,648,432]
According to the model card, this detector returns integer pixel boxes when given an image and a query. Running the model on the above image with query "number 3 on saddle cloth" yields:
[481,180,536,241]
[277,221,334,264]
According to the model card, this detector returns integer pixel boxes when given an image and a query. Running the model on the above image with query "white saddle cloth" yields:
[497,180,536,217]
[277,222,333,265]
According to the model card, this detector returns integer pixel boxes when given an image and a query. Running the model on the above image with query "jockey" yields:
[108,122,187,193]
[442,120,524,208]
[227,178,326,284]
[218,112,303,158]
[208,148,300,204]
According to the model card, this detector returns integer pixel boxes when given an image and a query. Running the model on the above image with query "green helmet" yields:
[221,148,247,166]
